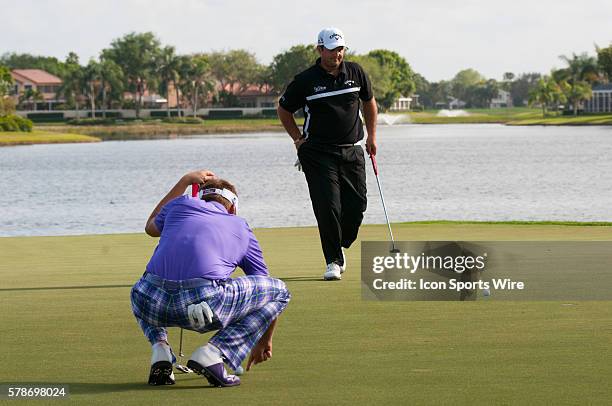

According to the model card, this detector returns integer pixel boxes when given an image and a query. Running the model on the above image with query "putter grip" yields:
[370,155,379,176]
[191,183,199,198]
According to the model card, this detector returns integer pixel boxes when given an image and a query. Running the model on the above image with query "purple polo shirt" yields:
[145,195,269,280]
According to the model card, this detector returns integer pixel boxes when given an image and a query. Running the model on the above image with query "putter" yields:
[369,154,399,253]
[175,328,193,373]
[173,183,201,374]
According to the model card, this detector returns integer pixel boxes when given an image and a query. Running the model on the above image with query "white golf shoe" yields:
[324,262,342,281]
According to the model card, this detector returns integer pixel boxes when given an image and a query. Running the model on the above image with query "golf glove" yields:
[187,301,214,330]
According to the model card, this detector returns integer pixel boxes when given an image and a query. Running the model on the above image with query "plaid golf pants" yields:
[130,272,291,371]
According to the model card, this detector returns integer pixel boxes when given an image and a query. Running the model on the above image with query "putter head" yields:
[175,364,193,374]
[390,248,400,253]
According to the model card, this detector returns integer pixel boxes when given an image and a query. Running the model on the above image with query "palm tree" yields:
[559,53,599,82]
[529,77,567,117]
[564,82,592,116]
[98,59,123,118]
[558,53,599,115]
[58,61,85,113]
[83,60,102,117]
[529,78,553,117]
[156,46,181,117]
[549,80,569,114]
[179,55,214,117]
[0,65,13,97]
[0,65,14,115]
[18,88,44,110]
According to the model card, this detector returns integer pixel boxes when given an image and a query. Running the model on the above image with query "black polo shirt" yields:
[279,58,373,146]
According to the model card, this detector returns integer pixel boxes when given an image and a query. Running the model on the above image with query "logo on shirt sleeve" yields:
[313,86,327,93]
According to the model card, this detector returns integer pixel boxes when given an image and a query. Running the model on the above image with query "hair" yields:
[201,178,238,210]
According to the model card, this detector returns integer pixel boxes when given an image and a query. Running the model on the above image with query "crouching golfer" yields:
[130,170,291,387]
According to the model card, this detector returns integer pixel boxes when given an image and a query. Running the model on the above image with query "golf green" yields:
[1,223,611,405]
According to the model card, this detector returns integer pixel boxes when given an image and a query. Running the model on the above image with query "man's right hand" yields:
[146,169,217,237]
[294,138,306,150]
[183,170,216,186]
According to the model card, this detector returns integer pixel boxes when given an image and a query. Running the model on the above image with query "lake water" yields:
[1,124,611,237]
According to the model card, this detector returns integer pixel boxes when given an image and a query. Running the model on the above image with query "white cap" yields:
[317,27,347,50]
[200,187,239,209]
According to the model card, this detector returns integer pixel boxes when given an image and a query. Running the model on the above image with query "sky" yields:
[2,0,612,81]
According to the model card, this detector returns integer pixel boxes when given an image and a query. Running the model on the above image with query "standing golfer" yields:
[277,27,377,280]
[130,170,291,387]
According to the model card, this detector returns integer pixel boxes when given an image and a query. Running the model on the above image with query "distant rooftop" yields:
[11,69,62,84]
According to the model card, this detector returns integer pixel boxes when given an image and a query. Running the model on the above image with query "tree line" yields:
[0,32,417,117]
[527,49,612,116]
[416,44,612,116]
[1,31,611,117]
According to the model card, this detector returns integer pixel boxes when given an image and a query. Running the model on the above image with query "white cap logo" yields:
[317,27,347,50]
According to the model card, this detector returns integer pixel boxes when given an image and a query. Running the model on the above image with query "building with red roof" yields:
[10,69,64,110]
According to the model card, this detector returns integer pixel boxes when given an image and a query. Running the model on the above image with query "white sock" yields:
[151,341,172,365]
[189,343,223,367]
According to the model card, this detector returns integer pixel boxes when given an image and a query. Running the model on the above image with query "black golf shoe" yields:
[148,361,176,386]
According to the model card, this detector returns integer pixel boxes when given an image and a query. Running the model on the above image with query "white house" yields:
[390,95,413,111]
[584,84,612,113]
[490,89,512,108]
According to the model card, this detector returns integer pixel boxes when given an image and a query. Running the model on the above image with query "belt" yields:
[337,140,363,147]
[143,272,218,290]
[302,139,363,148]
[338,140,363,147]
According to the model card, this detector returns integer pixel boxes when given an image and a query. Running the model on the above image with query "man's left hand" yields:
[366,137,377,156]
[246,340,272,371]
[187,302,214,330]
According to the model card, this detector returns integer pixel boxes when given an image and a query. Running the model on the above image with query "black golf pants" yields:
[297,142,367,266]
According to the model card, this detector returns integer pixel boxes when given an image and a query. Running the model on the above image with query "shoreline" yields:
[3,111,612,146]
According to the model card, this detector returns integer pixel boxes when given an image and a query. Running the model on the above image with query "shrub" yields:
[68,118,117,126]
[0,115,18,131]
[13,115,33,131]
[162,117,203,124]
[0,114,33,132]
[0,97,16,115]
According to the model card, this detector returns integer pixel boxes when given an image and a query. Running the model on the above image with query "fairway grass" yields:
[408,109,612,125]
[1,223,611,405]
[37,119,296,140]
[0,130,100,146]
[507,114,612,126]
